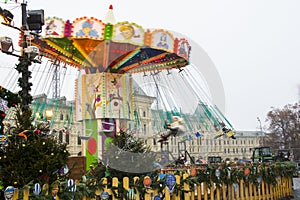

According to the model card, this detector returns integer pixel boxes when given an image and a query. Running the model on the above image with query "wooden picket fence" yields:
[13,173,293,200]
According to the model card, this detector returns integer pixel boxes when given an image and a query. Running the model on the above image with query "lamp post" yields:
[19,2,32,108]
[257,117,264,146]
[0,2,43,108]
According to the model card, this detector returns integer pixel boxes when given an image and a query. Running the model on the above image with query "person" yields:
[178,41,187,56]
[119,24,135,40]
[158,116,186,142]
[76,20,99,37]
[175,154,186,165]
[157,33,169,49]
[45,19,59,36]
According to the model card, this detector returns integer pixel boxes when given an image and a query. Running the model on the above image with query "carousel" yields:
[28,5,236,168]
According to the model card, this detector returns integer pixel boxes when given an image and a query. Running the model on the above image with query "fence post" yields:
[23,187,29,200]
[164,186,171,200]
[222,183,227,200]
[134,177,140,200]
[265,182,270,199]
[203,182,208,200]
[288,176,293,196]
[174,175,181,200]
[215,185,220,200]
[12,188,18,200]
[112,177,118,200]
[209,181,214,200]
[183,173,190,200]
[123,176,129,199]
[261,180,266,199]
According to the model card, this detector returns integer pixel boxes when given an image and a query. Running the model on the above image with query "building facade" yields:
[18,94,264,164]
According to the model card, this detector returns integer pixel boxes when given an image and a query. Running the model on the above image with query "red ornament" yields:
[88,138,97,155]
[143,176,152,188]
[190,168,197,177]
[35,129,41,134]
[244,168,250,176]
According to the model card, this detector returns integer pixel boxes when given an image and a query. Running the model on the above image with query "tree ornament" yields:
[4,186,14,200]
[244,167,250,179]
[257,176,262,187]
[100,191,110,200]
[165,174,176,194]
[215,169,221,179]
[190,168,197,177]
[143,176,152,188]
[33,183,41,195]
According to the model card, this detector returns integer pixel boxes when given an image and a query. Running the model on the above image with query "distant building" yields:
[4,93,264,165]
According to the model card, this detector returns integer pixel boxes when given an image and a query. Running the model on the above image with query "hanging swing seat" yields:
[98,121,115,136]
[78,129,93,140]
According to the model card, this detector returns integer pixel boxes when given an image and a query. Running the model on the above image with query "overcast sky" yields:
[0,0,299,131]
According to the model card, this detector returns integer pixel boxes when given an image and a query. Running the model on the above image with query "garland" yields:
[13,161,296,199]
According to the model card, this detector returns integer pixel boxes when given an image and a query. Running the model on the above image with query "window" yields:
[77,135,81,145]
[224,149,227,153]
[60,113,64,120]
[143,111,146,117]
[59,131,63,143]
[143,124,146,135]
[66,133,69,144]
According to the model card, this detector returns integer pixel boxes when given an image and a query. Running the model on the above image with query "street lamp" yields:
[0,2,44,108]
[257,117,264,146]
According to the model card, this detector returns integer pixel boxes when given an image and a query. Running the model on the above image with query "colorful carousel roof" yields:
[32,5,191,74]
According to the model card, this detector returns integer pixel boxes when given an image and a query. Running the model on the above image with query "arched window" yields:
[66,133,69,144]
[59,131,63,143]
[77,135,81,145]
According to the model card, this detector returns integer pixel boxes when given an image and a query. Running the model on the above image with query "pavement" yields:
[291,177,300,199]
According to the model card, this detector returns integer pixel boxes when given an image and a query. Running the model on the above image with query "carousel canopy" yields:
[31,5,191,74]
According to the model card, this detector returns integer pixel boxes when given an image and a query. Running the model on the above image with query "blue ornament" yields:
[154,196,161,200]
[33,183,41,195]
[215,169,221,178]
[165,174,176,193]
[67,179,76,192]
[101,191,109,200]
[4,186,14,200]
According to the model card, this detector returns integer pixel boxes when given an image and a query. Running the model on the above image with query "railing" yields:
[11,175,294,200]
[10,163,296,200]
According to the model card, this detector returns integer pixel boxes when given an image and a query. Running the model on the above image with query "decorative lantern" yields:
[127,188,136,200]
[257,176,262,187]
[51,183,59,198]
[100,191,109,200]
[244,168,250,176]
[154,196,161,200]
[227,167,231,178]
[277,176,281,184]
[4,186,14,200]
[143,176,152,188]
[215,169,221,179]
[67,179,76,192]
[165,174,176,194]
[233,183,238,192]
[33,183,41,195]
